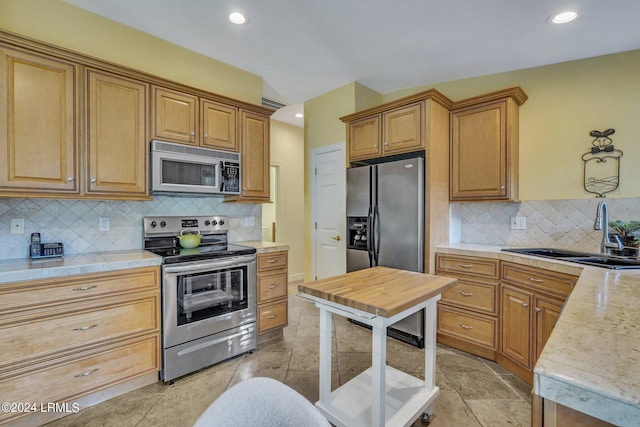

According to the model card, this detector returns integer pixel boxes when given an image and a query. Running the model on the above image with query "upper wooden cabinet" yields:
[152,87,198,145]
[0,31,273,201]
[227,110,270,202]
[152,87,239,152]
[343,101,424,162]
[86,69,148,197]
[450,87,527,202]
[201,99,237,151]
[0,47,79,194]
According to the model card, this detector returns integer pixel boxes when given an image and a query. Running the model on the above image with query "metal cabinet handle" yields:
[72,285,97,291]
[190,131,195,136]
[73,324,98,332]
[459,264,475,269]
[67,176,74,182]
[373,144,378,148]
[458,323,472,329]
[267,285,278,289]
[74,368,99,378]
[90,178,96,183]
[528,277,544,283]
[384,141,388,146]
[331,235,341,241]
[500,186,505,190]
[266,315,277,319]
[535,307,542,313]
[266,259,278,264]
[204,133,209,138]
[457,291,473,297]
[522,303,529,308]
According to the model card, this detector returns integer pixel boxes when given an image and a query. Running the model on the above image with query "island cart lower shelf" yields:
[298,266,457,427]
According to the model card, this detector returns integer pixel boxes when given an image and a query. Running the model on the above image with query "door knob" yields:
[331,235,341,241]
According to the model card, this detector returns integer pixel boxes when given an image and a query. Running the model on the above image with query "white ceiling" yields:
[71,0,640,127]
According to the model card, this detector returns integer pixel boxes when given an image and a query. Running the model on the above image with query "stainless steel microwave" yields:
[150,140,241,195]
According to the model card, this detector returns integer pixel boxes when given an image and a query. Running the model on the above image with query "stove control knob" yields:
[150,221,157,228]
[204,220,211,226]
[211,219,218,226]
[219,219,225,226]
[160,221,167,228]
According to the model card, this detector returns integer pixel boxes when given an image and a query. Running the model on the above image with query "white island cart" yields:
[298,267,456,427]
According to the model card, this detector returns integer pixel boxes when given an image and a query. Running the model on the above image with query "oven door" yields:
[162,254,256,348]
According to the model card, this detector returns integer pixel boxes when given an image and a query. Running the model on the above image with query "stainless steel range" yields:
[143,215,257,382]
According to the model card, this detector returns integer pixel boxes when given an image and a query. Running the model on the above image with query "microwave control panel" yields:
[221,161,240,194]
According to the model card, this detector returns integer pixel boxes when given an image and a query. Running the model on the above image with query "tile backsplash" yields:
[0,196,261,260]
[451,197,640,251]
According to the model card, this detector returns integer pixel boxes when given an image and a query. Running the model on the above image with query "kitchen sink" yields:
[501,247,640,270]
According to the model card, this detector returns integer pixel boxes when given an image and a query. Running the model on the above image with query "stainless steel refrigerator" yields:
[346,156,425,347]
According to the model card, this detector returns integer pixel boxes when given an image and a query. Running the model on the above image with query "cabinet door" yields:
[348,115,380,161]
[152,87,197,145]
[0,47,78,193]
[239,110,270,200]
[87,70,148,196]
[534,295,564,362]
[382,102,422,155]
[501,284,533,369]
[201,99,237,151]
[450,100,507,200]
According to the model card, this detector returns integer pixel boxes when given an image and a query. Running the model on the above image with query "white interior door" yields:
[312,142,346,280]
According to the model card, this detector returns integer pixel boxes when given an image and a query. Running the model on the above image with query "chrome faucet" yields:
[593,200,624,255]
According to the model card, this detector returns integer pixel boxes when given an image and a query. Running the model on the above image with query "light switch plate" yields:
[510,216,527,230]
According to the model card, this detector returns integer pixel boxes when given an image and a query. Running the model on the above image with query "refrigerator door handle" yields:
[373,205,380,265]
[367,206,374,266]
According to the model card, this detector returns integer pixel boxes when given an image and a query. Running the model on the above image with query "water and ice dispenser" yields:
[347,217,368,250]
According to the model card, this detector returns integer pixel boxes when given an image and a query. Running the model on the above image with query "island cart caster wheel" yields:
[420,412,432,424]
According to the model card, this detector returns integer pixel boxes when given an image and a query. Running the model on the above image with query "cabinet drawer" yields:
[438,305,497,350]
[436,254,499,280]
[0,295,159,370]
[258,271,288,304]
[441,279,498,315]
[0,267,159,314]
[0,335,159,424]
[257,252,288,271]
[258,301,288,333]
[502,262,576,297]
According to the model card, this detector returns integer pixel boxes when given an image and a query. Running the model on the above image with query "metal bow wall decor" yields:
[582,128,623,198]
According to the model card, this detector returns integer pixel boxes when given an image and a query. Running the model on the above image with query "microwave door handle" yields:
[219,161,225,192]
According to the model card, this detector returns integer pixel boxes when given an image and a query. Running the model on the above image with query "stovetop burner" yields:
[146,243,256,264]
[143,215,256,264]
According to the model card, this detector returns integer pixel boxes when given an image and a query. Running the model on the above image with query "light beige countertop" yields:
[236,240,289,253]
[436,243,640,426]
[0,250,162,285]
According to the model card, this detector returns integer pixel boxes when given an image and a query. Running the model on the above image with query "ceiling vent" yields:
[261,97,288,110]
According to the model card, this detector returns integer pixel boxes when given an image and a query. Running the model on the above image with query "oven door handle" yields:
[163,255,255,274]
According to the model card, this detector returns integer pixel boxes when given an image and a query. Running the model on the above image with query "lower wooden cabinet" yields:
[435,253,578,385]
[532,395,616,427]
[256,250,288,333]
[0,267,161,425]
[435,254,500,359]
[497,262,577,384]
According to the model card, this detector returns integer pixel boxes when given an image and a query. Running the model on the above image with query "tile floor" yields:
[46,282,532,427]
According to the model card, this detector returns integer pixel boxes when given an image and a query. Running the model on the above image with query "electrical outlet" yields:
[99,217,110,232]
[10,218,25,234]
[510,216,527,230]
[244,216,255,227]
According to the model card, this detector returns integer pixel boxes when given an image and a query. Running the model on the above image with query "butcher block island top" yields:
[298,266,457,317]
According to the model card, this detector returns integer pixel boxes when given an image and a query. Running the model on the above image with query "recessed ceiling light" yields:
[229,12,246,25]
[295,113,304,118]
[549,11,578,24]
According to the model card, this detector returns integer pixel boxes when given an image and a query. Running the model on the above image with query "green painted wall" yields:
[0,0,262,103]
